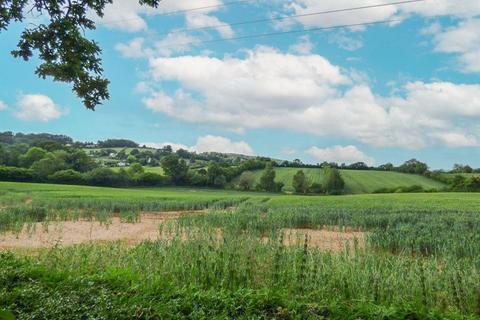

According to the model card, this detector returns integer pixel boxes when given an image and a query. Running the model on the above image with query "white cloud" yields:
[289,35,313,54]
[143,135,254,155]
[186,12,234,38]
[306,145,375,165]
[429,132,478,148]
[328,31,363,51]
[95,1,150,32]
[0,101,7,110]
[96,0,230,34]
[195,135,254,155]
[143,142,193,151]
[283,0,480,30]
[14,94,62,122]
[153,32,200,57]
[116,32,201,59]
[115,38,146,58]
[281,147,298,156]
[432,19,480,73]
[141,46,480,149]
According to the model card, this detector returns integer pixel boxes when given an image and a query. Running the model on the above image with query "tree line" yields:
[1,131,480,193]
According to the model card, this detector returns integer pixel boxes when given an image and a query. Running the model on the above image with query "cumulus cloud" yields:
[14,94,62,122]
[289,35,313,54]
[429,132,478,148]
[186,12,234,38]
[0,100,7,110]
[143,135,254,155]
[143,142,193,151]
[96,0,231,34]
[328,31,363,51]
[279,0,480,63]
[195,135,254,154]
[283,0,480,30]
[141,46,480,149]
[306,145,375,166]
[116,32,201,59]
[281,147,298,156]
[115,38,146,58]
[432,19,480,73]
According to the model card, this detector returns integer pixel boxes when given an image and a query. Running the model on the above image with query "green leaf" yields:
[0,310,15,320]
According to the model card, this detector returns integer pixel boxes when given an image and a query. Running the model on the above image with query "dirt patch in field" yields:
[0,208,365,253]
[0,210,203,250]
[280,228,365,252]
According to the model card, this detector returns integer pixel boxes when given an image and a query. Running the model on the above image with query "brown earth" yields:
[280,228,364,252]
[0,210,364,252]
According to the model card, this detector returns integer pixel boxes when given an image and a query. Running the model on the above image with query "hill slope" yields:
[236,168,446,194]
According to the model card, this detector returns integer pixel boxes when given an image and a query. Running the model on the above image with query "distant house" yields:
[118,161,128,167]
[109,152,117,158]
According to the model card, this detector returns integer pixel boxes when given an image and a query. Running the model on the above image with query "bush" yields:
[136,172,166,186]
[323,167,345,195]
[84,168,126,187]
[373,185,425,193]
[308,182,324,194]
[238,171,255,191]
[0,166,35,182]
[48,169,84,184]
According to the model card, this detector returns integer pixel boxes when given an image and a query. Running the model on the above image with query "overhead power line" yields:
[155,0,426,36]
[99,0,253,26]
[155,18,403,49]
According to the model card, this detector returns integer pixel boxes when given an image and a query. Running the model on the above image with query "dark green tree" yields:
[238,171,255,191]
[398,159,428,175]
[0,0,161,109]
[19,147,47,167]
[323,166,345,195]
[292,170,309,194]
[161,154,188,185]
[258,163,276,192]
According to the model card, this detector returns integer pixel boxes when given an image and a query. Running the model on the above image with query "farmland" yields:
[1,182,480,319]
[233,167,446,193]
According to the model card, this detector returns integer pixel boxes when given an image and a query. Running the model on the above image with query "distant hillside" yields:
[233,168,446,194]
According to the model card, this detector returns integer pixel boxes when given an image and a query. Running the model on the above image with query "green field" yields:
[235,168,446,193]
[111,166,165,174]
[1,182,479,319]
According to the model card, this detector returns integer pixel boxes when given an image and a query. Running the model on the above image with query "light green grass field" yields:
[0,181,471,211]
[110,166,164,174]
[235,168,446,193]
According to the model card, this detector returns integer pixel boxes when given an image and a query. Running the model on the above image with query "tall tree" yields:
[0,0,161,109]
[323,166,345,195]
[258,163,276,192]
[161,154,188,185]
[292,170,308,194]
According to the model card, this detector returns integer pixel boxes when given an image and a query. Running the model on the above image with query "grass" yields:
[1,181,479,319]
[233,168,446,193]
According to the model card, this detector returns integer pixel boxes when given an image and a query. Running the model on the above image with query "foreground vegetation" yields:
[1,182,480,319]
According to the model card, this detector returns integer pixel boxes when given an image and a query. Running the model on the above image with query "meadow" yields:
[1,182,479,319]
[233,167,447,193]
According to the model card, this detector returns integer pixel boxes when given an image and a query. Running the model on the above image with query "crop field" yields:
[235,168,446,193]
[1,182,479,319]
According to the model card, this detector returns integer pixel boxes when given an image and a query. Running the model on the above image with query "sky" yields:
[1,0,480,169]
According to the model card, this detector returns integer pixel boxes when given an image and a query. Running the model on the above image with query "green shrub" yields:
[0,166,35,182]
[48,169,84,184]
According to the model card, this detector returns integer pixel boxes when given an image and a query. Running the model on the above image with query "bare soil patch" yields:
[0,210,203,250]
[280,228,365,252]
[0,208,365,253]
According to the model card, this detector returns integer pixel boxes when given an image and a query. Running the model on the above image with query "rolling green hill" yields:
[234,168,446,194]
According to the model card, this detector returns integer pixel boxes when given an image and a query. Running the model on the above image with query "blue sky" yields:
[1,0,480,169]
